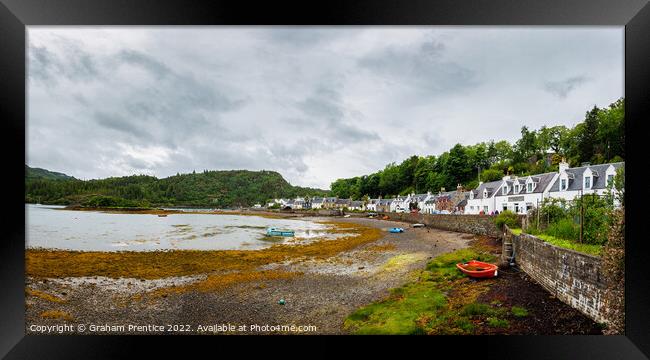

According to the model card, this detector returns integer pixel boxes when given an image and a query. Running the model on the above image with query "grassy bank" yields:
[509,228,601,256]
[344,246,526,335]
[26,221,382,280]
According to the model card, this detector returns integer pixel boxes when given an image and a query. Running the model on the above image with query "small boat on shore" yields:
[389,227,404,233]
[412,223,425,228]
[456,260,498,278]
[266,227,295,237]
[157,214,168,217]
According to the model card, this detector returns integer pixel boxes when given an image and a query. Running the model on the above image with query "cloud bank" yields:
[27,27,623,188]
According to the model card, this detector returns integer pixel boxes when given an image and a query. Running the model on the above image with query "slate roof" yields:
[498,172,557,196]
[549,162,624,192]
[473,180,504,199]
[311,197,324,204]
[411,193,430,202]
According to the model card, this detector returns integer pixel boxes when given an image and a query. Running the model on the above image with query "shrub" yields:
[545,218,580,242]
[494,210,518,229]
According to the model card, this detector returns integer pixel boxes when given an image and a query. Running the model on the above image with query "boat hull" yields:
[389,227,404,233]
[266,228,295,237]
[456,260,498,278]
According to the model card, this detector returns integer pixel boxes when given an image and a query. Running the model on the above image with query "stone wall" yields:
[505,227,607,323]
[379,212,502,238]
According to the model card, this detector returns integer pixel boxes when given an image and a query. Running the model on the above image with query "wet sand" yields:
[26,217,472,335]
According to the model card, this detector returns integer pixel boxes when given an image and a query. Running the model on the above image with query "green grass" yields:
[512,228,601,256]
[511,306,529,317]
[532,233,602,256]
[487,317,509,328]
[344,248,513,335]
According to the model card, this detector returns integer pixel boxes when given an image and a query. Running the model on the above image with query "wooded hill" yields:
[25,168,329,208]
[26,165,76,181]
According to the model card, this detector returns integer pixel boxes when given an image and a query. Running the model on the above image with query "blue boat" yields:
[389,227,404,233]
[266,227,295,237]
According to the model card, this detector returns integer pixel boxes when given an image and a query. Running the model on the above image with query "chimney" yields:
[457,184,463,192]
[559,158,569,173]
[440,187,445,192]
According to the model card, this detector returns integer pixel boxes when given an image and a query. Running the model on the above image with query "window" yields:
[607,174,614,187]
[513,185,518,193]
[483,206,488,212]
[502,204,507,211]
[561,179,567,191]
[527,183,532,192]
[585,176,591,189]
[502,187,507,195]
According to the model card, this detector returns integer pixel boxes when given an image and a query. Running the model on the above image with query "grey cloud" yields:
[359,38,477,94]
[263,28,354,47]
[543,76,590,99]
[94,111,152,141]
[29,45,61,84]
[28,41,98,84]
[27,27,623,188]
[118,50,171,78]
[295,86,379,143]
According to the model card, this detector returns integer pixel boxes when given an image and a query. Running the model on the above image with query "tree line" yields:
[26,169,329,208]
[330,98,624,200]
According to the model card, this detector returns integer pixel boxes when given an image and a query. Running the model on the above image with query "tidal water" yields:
[26,204,344,251]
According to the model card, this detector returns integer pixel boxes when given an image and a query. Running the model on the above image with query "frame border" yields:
[1,0,649,358]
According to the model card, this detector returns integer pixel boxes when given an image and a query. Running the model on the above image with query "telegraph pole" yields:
[579,189,584,243]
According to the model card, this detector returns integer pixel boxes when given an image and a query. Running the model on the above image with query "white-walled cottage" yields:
[547,161,624,204]
[465,180,505,215]
[494,172,558,214]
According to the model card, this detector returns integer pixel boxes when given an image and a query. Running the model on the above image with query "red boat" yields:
[456,260,498,278]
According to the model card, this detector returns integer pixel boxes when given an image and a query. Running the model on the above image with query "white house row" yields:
[465,161,624,215]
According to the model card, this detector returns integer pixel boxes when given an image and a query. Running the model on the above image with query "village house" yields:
[282,199,295,210]
[409,192,433,212]
[310,197,324,209]
[465,180,505,215]
[422,197,436,214]
[547,161,624,204]
[389,195,410,213]
[494,172,558,215]
[365,198,380,212]
[335,198,352,209]
[322,197,338,209]
[377,198,393,213]
[349,200,364,211]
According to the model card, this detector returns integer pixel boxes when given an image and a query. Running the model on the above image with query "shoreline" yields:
[26,217,474,334]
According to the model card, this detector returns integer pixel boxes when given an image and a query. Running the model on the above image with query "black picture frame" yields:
[2,0,649,358]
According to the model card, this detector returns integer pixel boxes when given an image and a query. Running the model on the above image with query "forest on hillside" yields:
[330,98,624,200]
[25,169,329,208]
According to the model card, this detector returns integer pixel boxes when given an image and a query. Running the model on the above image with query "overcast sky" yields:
[27,27,623,189]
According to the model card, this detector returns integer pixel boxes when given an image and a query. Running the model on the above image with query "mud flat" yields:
[26,217,472,334]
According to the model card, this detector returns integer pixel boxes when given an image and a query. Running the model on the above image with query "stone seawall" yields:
[504,227,607,324]
[378,212,502,238]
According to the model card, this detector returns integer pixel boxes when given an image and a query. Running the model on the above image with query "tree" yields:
[580,106,600,163]
[514,126,539,163]
[480,168,504,182]
[447,144,472,188]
